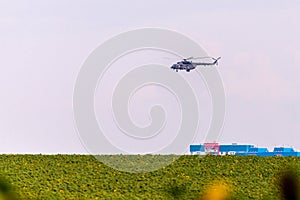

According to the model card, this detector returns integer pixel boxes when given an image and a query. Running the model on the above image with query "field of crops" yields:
[0,155,299,199]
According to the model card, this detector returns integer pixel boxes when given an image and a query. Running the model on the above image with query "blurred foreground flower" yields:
[279,167,299,200]
[0,176,18,200]
[201,181,231,200]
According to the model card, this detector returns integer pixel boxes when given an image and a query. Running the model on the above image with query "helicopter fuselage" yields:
[170,61,196,72]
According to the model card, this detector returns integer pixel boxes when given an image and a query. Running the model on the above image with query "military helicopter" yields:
[170,56,221,72]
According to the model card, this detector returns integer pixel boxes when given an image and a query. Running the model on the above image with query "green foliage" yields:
[0,155,299,199]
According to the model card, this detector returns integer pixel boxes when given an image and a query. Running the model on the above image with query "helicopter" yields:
[170,56,221,72]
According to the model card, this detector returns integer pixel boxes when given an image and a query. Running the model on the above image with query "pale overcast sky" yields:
[1,1,300,153]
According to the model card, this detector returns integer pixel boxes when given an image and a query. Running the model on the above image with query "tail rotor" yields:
[212,57,221,65]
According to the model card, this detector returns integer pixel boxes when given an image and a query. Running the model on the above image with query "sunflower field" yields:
[0,155,299,199]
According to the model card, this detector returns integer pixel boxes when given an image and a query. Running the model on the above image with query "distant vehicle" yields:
[170,56,221,72]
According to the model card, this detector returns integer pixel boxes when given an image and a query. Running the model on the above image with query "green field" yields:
[0,155,299,199]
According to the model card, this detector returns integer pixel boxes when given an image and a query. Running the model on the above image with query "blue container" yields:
[273,147,295,152]
[248,147,268,153]
[219,144,254,153]
[190,145,205,153]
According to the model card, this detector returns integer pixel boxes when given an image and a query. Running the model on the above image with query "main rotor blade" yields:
[162,57,177,60]
[184,56,220,60]
[191,56,213,60]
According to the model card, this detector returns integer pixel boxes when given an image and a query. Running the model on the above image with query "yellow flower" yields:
[201,182,231,200]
